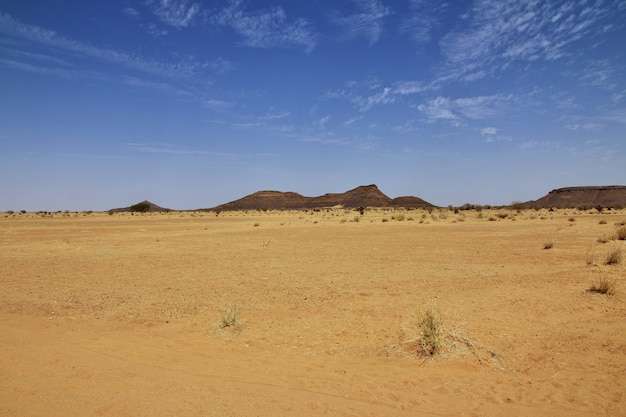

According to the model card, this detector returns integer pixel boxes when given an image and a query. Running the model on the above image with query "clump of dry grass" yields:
[614,225,626,241]
[412,302,444,356]
[543,238,555,249]
[604,247,623,265]
[219,303,240,329]
[387,303,504,367]
[586,276,617,296]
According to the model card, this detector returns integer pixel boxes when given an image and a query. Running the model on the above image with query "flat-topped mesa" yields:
[528,185,626,209]
[210,184,436,211]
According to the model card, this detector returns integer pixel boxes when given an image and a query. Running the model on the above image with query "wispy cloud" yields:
[417,97,461,124]
[126,142,274,158]
[417,94,513,125]
[0,12,228,81]
[204,99,233,110]
[145,0,201,28]
[393,80,435,95]
[400,0,447,44]
[480,126,512,143]
[212,0,317,52]
[331,0,391,45]
[439,0,619,81]
[580,59,619,90]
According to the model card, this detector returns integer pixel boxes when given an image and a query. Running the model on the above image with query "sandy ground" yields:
[1,207,625,416]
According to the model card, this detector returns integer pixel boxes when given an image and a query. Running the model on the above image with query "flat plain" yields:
[1,208,625,416]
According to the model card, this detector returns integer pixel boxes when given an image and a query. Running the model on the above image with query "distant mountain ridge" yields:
[527,186,626,209]
[210,184,435,211]
[108,184,626,213]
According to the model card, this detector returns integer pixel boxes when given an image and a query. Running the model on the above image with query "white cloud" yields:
[354,87,395,111]
[439,0,618,81]
[417,94,511,124]
[454,95,512,119]
[123,7,139,18]
[400,0,447,44]
[331,0,391,45]
[146,0,201,28]
[212,0,317,52]
[344,115,364,126]
[417,97,460,123]
[0,12,217,80]
[481,127,497,136]
[393,80,434,95]
[204,99,233,110]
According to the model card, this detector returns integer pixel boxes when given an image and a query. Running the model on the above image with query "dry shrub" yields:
[604,247,623,265]
[614,225,626,241]
[587,276,617,296]
[387,305,504,367]
[543,239,555,249]
[219,303,240,329]
[412,302,444,356]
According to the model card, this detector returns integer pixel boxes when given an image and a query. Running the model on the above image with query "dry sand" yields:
[1,208,625,416]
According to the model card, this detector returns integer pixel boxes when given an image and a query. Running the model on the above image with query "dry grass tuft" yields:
[604,247,623,265]
[386,302,504,368]
[219,303,241,329]
[412,302,444,356]
[586,276,617,296]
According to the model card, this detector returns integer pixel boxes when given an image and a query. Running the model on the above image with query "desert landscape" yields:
[1,203,625,417]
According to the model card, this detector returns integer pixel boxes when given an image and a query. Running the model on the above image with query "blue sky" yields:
[1,0,625,211]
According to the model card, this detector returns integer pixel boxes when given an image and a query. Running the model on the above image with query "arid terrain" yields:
[1,208,625,416]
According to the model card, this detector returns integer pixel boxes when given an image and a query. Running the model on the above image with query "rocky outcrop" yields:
[210,185,436,211]
[527,186,626,209]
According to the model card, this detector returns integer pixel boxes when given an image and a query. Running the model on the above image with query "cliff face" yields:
[529,186,626,208]
[211,185,436,211]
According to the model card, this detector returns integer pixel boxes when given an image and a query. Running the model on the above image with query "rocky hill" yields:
[109,200,170,213]
[527,186,626,209]
[210,185,436,211]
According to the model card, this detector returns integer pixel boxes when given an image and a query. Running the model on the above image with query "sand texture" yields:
[1,208,625,416]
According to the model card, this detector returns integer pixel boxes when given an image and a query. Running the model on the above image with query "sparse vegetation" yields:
[586,276,616,296]
[543,239,555,249]
[604,247,623,265]
[412,302,444,356]
[219,303,240,329]
[614,225,626,241]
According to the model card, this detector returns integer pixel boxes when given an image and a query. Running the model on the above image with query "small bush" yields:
[412,302,444,356]
[597,235,610,244]
[219,303,240,328]
[599,219,607,225]
[604,247,623,265]
[614,226,626,241]
[543,239,555,250]
[587,277,616,296]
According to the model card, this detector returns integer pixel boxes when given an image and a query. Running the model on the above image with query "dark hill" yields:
[210,185,436,211]
[527,186,626,209]
[109,200,170,213]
